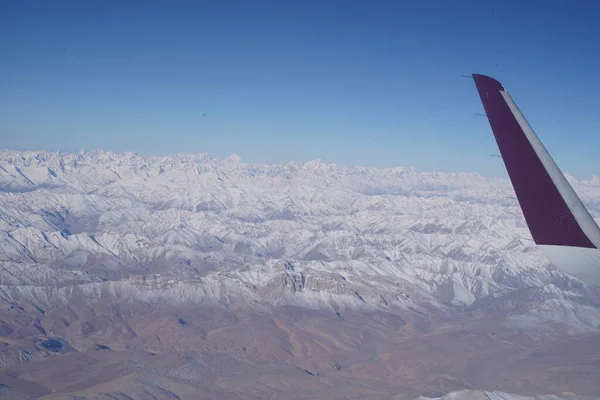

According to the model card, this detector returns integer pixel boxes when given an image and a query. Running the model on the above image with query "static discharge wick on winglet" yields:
[471,73,600,286]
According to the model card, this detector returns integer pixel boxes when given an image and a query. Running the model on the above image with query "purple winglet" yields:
[472,73,594,248]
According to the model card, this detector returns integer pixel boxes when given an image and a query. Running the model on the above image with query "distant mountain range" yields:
[1,149,599,399]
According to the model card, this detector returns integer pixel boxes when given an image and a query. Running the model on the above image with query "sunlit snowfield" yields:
[1,149,599,399]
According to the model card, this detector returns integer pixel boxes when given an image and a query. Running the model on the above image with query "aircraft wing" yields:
[472,73,600,286]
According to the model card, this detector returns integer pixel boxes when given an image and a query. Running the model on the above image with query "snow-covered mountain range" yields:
[2,148,600,333]
[2,149,600,399]
[0,150,600,330]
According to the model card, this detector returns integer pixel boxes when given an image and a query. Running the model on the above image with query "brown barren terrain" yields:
[1,304,599,399]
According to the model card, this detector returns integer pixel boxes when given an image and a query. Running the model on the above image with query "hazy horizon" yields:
[4,146,600,183]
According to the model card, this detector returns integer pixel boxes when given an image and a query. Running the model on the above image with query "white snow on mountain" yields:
[2,148,600,332]
[417,389,592,400]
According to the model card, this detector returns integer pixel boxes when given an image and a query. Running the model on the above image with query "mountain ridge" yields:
[1,148,600,399]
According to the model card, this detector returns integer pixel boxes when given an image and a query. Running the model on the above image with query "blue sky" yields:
[2,1,599,178]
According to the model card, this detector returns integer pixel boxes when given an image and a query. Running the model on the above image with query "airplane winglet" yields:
[472,73,600,285]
